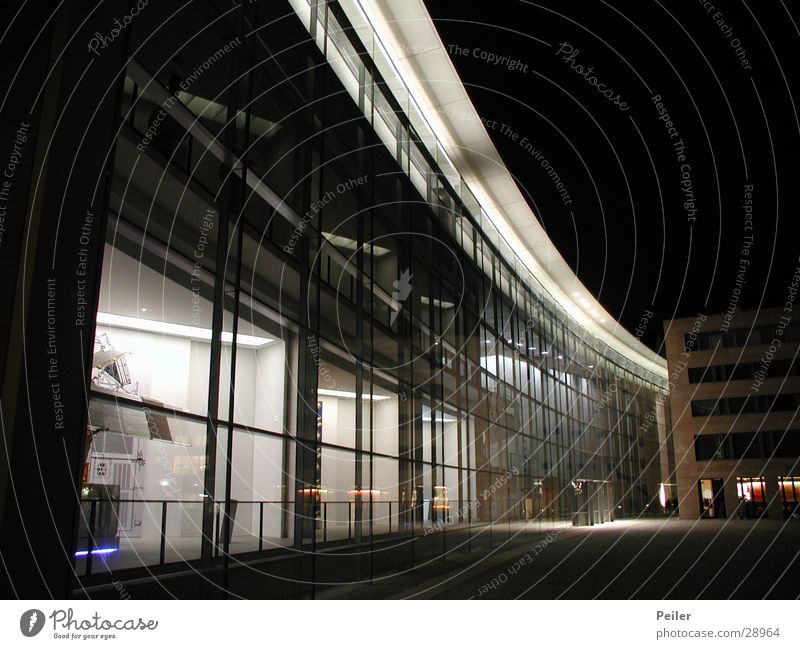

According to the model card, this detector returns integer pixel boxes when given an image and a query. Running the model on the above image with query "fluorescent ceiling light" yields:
[317,388,391,401]
[323,232,391,256]
[420,296,455,309]
[96,312,273,347]
[181,92,279,137]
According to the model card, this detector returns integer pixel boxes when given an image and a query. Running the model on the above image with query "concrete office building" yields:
[1,0,671,598]
[664,308,800,520]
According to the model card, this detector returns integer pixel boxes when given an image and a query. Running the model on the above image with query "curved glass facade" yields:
[76,0,670,585]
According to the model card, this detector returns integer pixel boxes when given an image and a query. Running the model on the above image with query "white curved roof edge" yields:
[346,0,666,378]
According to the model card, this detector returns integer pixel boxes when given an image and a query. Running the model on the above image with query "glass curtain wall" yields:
[79,0,669,579]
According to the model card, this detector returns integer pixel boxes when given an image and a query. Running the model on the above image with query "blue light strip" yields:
[74,548,118,557]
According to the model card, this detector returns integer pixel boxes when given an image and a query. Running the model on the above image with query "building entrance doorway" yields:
[698,478,726,518]
[572,480,614,526]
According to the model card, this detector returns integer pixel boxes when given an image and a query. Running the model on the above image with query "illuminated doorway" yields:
[736,476,767,518]
[778,476,800,519]
[698,478,726,518]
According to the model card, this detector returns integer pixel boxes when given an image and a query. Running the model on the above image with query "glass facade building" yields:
[0,0,670,598]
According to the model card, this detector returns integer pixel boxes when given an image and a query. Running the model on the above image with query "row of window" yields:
[687,324,800,351]
[691,393,800,417]
[694,430,800,461]
[688,358,800,384]
[701,476,800,519]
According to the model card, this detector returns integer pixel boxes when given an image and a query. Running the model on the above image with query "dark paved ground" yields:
[318,518,800,599]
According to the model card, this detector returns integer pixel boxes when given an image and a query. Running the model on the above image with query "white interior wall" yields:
[318,395,356,448]
[254,342,286,430]
[372,399,398,456]
[96,326,193,410]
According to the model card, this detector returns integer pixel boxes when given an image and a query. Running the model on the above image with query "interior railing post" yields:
[214,503,220,560]
[86,499,97,576]
[160,501,167,565]
[259,502,264,552]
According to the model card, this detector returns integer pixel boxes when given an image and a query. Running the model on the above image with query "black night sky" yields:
[423,0,800,355]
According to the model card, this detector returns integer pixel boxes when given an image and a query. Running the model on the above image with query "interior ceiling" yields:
[97,243,274,342]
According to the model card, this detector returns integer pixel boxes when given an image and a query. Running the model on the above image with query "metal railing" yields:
[76,496,548,574]
[77,496,635,575]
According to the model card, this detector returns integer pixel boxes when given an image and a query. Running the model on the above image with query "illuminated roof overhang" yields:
[347,0,666,378]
